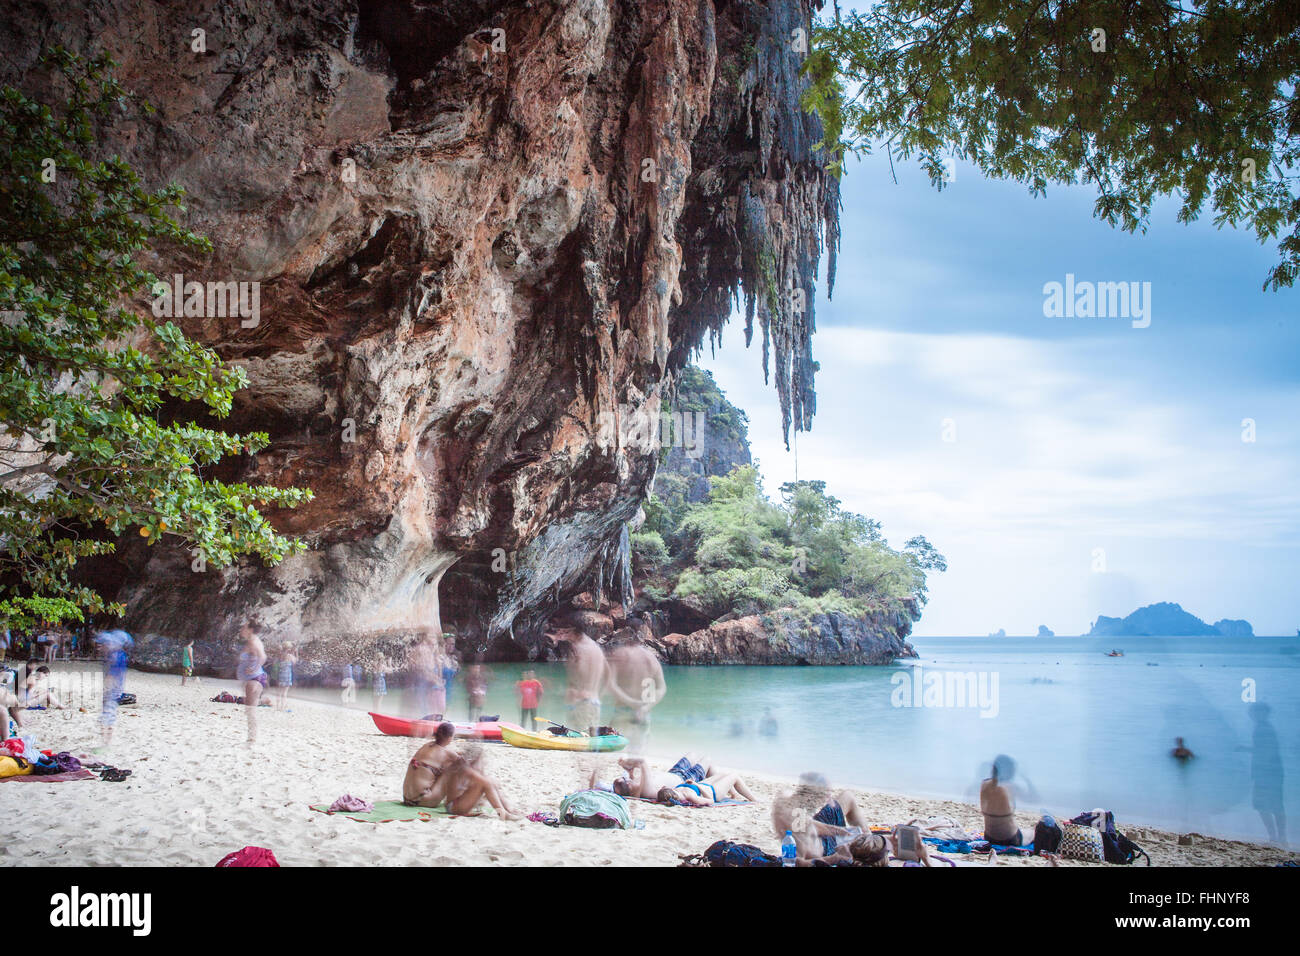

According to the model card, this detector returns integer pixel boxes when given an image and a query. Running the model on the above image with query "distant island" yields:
[987,628,1007,638]
[1036,625,1055,638]
[1087,602,1254,638]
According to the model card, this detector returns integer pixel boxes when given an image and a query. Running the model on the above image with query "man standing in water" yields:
[547,622,606,737]
[606,622,666,754]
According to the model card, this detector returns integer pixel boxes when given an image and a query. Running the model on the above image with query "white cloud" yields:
[701,325,1300,636]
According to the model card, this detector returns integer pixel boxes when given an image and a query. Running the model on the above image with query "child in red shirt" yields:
[516,669,543,730]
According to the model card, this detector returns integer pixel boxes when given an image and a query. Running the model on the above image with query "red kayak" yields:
[367,712,503,741]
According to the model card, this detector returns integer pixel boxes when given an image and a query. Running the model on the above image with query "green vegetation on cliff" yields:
[0,51,312,627]
[634,464,944,623]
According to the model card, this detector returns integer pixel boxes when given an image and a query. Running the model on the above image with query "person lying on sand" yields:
[655,770,755,806]
[599,754,726,799]
[772,772,890,864]
[403,721,522,820]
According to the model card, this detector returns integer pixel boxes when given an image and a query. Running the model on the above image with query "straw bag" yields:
[1059,822,1105,862]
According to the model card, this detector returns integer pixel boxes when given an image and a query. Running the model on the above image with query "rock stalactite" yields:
[0,0,839,664]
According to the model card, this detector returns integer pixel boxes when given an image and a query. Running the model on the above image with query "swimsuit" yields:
[815,801,848,857]
[669,757,707,783]
[676,781,718,802]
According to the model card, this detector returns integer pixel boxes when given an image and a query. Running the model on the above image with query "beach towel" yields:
[0,768,96,783]
[907,815,975,843]
[309,800,482,823]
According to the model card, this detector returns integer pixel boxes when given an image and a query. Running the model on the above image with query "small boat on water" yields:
[498,722,627,752]
[1105,649,1125,657]
[368,711,503,741]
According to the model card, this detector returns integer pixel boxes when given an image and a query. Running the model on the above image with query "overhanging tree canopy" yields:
[804,0,1300,289]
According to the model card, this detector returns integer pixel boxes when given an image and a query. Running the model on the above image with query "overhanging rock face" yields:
[1,0,838,663]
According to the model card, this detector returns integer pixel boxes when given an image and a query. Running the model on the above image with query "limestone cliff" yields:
[0,0,839,665]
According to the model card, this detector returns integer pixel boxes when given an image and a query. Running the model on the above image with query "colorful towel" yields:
[309,800,483,823]
[0,768,96,783]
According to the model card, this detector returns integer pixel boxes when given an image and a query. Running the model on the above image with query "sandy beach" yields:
[0,669,1278,867]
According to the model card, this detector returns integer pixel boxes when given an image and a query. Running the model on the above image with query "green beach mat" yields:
[310,800,481,823]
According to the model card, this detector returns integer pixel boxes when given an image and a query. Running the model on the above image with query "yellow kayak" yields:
[498,722,627,752]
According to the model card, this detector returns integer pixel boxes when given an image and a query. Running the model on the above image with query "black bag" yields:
[1102,830,1150,865]
[702,840,782,867]
[117,692,136,705]
[1033,816,1062,855]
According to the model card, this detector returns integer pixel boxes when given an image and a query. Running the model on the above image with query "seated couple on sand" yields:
[772,772,933,867]
[402,722,522,820]
[590,755,755,806]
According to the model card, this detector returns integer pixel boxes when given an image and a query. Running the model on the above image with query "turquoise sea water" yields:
[297,635,1299,845]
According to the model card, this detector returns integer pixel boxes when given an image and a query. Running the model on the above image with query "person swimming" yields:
[1171,737,1195,761]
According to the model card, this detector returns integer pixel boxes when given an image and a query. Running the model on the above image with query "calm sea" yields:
[287,635,1299,846]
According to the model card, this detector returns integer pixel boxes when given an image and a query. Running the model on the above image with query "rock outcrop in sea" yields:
[1,1,840,666]
[1087,602,1254,638]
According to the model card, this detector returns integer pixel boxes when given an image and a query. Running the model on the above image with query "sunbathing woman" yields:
[403,721,522,820]
[656,769,755,806]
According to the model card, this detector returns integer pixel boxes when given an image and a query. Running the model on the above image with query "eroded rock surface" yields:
[0,0,839,661]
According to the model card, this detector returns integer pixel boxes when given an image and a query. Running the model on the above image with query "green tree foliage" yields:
[805,1,1300,289]
[0,49,312,624]
[640,465,943,621]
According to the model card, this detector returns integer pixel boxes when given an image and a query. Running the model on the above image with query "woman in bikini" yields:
[980,754,1027,846]
[402,722,522,820]
[236,624,267,745]
[656,770,755,807]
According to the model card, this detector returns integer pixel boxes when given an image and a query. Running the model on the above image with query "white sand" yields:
[0,669,1275,867]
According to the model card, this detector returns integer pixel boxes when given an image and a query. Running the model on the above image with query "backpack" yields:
[215,846,280,867]
[702,840,782,867]
[1033,815,1062,855]
[558,789,631,829]
[1102,829,1150,865]
[30,754,61,775]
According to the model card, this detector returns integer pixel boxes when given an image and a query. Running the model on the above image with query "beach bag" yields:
[0,754,32,778]
[1033,815,1062,855]
[558,789,631,829]
[117,692,136,705]
[702,840,781,867]
[216,846,280,867]
[1059,823,1105,862]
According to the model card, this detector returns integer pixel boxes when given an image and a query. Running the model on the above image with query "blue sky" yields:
[699,148,1300,637]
